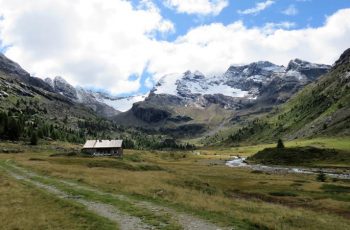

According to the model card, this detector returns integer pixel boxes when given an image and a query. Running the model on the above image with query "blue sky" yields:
[142,0,350,41]
[0,0,349,96]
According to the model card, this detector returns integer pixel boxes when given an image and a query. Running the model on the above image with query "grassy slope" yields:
[272,61,350,138]
[1,140,350,229]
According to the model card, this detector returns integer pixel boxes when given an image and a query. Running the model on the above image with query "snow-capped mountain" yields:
[45,76,146,116]
[113,58,331,131]
[153,70,252,99]
[151,59,330,103]
[45,58,330,120]
[94,93,148,112]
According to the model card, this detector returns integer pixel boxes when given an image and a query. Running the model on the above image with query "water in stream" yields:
[226,156,350,180]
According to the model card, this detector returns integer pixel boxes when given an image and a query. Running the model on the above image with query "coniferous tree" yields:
[7,117,21,140]
[0,112,8,136]
[30,131,38,145]
[277,139,285,148]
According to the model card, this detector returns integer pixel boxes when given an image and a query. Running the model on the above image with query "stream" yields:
[225,156,350,180]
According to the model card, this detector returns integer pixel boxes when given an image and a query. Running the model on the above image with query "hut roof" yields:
[83,140,123,149]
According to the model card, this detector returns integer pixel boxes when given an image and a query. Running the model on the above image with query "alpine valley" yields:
[2,48,350,146]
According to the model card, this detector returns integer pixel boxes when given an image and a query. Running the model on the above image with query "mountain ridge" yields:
[220,48,350,146]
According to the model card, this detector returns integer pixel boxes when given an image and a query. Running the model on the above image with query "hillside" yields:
[223,48,350,145]
[0,54,120,143]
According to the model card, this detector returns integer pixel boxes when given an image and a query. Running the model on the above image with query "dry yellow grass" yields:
[0,171,117,230]
[1,141,350,229]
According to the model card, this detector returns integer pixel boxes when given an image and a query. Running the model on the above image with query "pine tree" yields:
[7,117,21,140]
[30,132,38,145]
[0,112,8,136]
[277,138,285,148]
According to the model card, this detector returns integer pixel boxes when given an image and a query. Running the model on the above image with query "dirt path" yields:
[0,164,153,230]
[2,161,229,230]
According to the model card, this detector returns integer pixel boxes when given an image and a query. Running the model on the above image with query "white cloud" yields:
[282,4,298,16]
[0,1,349,95]
[238,0,275,15]
[262,21,296,34]
[147,8,350,81]
[0,0,174,94]
[165,0,229,16]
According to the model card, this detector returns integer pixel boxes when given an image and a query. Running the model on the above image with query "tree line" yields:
[0,110,196,150]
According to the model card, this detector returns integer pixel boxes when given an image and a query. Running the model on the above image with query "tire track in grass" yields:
[0,163,153,230]
[3,160,229,230]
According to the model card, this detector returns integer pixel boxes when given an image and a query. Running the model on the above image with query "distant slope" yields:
[223,48,350,145]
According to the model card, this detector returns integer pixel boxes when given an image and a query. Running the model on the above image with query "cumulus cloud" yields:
[238,0,275,15]
[0,0,174,94]
[164,0,229,16]
[282,4,298,16]
[147,8,350,81]
[0,0,349,95]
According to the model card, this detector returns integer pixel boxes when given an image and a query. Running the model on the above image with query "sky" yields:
[0,0,349,96]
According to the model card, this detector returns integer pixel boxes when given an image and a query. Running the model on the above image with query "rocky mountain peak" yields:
[44,78,54,87]
[54,76,70,84]
[0,52,29,77]
[286,59,331,81]
[52,76,78,99]
[225,61,285,79]
[287,59,330,71]
[334,48,350,68]
[287,58,305,70]
[0,53,55,92]
[183,70,205,81]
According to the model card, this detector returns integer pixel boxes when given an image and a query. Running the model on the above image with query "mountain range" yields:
[113,58,331,138]
[1,48,349,144]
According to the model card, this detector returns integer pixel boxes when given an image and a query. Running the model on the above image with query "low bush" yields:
[248,146,348,166]
[269,191,298,197]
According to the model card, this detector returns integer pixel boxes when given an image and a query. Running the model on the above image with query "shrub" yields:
[316,172,327,182]
[269,191,298,197]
